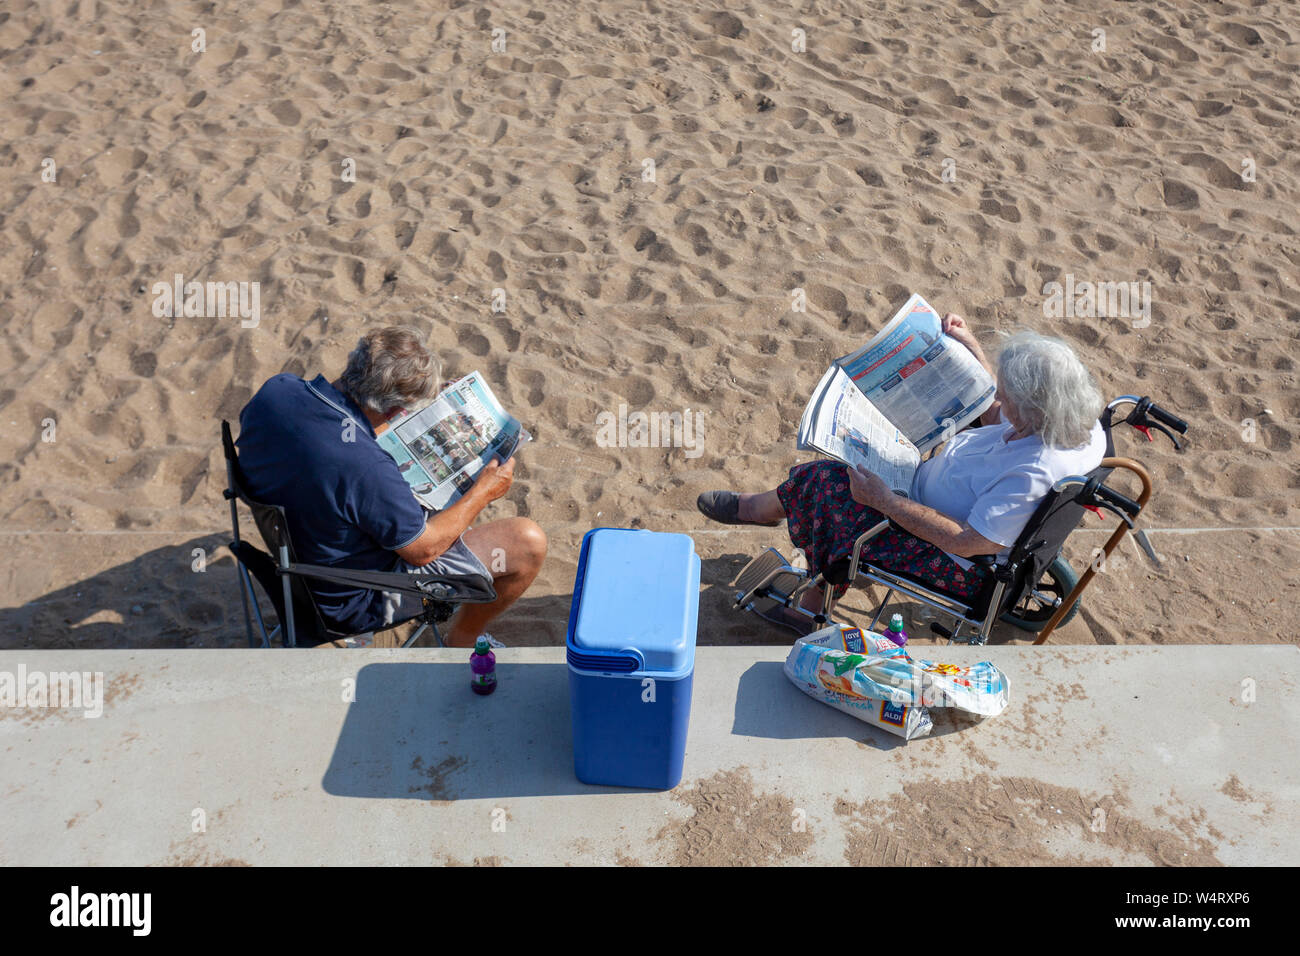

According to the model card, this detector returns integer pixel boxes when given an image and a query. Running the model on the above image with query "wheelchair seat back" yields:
[975,419,1117,618]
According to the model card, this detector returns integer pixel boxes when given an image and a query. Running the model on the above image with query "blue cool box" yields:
[567,528,700,789]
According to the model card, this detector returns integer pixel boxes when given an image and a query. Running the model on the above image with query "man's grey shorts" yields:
[380,534,493,626]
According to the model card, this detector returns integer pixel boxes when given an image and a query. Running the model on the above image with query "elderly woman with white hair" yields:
[697,314,1106,630]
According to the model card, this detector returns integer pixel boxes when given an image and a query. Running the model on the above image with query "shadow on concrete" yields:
[730,661,985,749]
[321,661,660,800]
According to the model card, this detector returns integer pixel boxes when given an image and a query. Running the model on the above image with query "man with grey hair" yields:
[697,315,1106,632]
[236,326,547,646]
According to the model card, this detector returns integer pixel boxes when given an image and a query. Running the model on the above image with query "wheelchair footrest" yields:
[732,548,809,614]
[733,548,790,594]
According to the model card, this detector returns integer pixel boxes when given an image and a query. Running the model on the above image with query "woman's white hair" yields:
[996,331,1103,448]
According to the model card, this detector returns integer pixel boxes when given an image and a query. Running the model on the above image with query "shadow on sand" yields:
[3,538,1031,648]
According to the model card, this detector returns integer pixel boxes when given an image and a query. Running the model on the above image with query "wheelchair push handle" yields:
[1052,473,1141,528]
[1092,481,1141,519]
[1106,395,1188,450]
[1144,401,1187,435]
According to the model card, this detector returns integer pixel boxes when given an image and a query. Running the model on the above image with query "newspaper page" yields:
[834,294,995,454]
[375,371,530,511]
[797,366,920,492]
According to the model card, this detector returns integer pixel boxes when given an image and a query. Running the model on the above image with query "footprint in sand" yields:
[1176,152,1248,191]
[1161,178,1200,210]
[1218,22,1264,49]
[456,324,491,357]
[268,99,300,126]
[697,12,744,39]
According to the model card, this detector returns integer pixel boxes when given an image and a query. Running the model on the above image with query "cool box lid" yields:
[567,528,700,677]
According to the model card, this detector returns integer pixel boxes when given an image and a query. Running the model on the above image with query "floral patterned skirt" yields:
[776,460,990,600]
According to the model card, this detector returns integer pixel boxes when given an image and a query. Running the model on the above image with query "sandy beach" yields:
[1,0,1297,649]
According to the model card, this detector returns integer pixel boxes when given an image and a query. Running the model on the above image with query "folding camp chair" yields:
[732,395,1188,645]
[221,420,497,648]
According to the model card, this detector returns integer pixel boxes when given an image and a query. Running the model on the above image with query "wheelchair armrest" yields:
[968,554,1001,567]
[844,518,894,586]
[282,562,497,604]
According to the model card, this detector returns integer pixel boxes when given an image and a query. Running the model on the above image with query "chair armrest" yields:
[282,562,497,604]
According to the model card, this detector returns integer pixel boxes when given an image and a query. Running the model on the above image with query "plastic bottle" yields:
[884,613,909,647]
[470,636,497,695]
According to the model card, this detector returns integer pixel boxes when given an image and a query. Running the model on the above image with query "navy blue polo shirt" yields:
[236,374,427,632]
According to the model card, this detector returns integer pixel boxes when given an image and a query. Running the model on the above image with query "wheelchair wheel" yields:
[999,557,1080,632]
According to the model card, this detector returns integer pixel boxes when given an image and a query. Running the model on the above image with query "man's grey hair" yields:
[996,331,1103,448]
[339,326,439,415]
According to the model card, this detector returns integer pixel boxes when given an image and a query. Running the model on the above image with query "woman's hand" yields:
[848,464,893,510]
[941,312,980,355]
[942,312,1004,425]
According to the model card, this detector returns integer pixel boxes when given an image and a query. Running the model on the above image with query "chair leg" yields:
[279,545,297,648]
[868,588,894,631]
[228,464,257,648]
[235,563,260,648]
[234,564,274,649]
[820,583,839,622]
[402,623,429,649]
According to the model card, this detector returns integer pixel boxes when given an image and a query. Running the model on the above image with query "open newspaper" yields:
[797,293,995,492]
[374,371,530,511]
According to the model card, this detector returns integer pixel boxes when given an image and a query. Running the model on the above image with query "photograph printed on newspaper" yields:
[375,371,530,510]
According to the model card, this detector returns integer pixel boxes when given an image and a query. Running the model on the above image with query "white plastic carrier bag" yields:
[782,624,1011,740]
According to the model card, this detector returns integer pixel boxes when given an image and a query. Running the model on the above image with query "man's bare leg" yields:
[446,517,548,647]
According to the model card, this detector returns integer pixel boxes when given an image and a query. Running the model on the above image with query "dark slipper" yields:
[697,491,782,527]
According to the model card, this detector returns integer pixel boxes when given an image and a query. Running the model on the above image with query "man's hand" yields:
[472,457,515,503]
[396,458,515,566]
[848,464,893,510]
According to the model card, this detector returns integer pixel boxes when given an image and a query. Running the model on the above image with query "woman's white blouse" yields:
[909,418,1107,569]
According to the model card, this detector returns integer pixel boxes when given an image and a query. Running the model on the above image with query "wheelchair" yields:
[730,396,1188,645]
